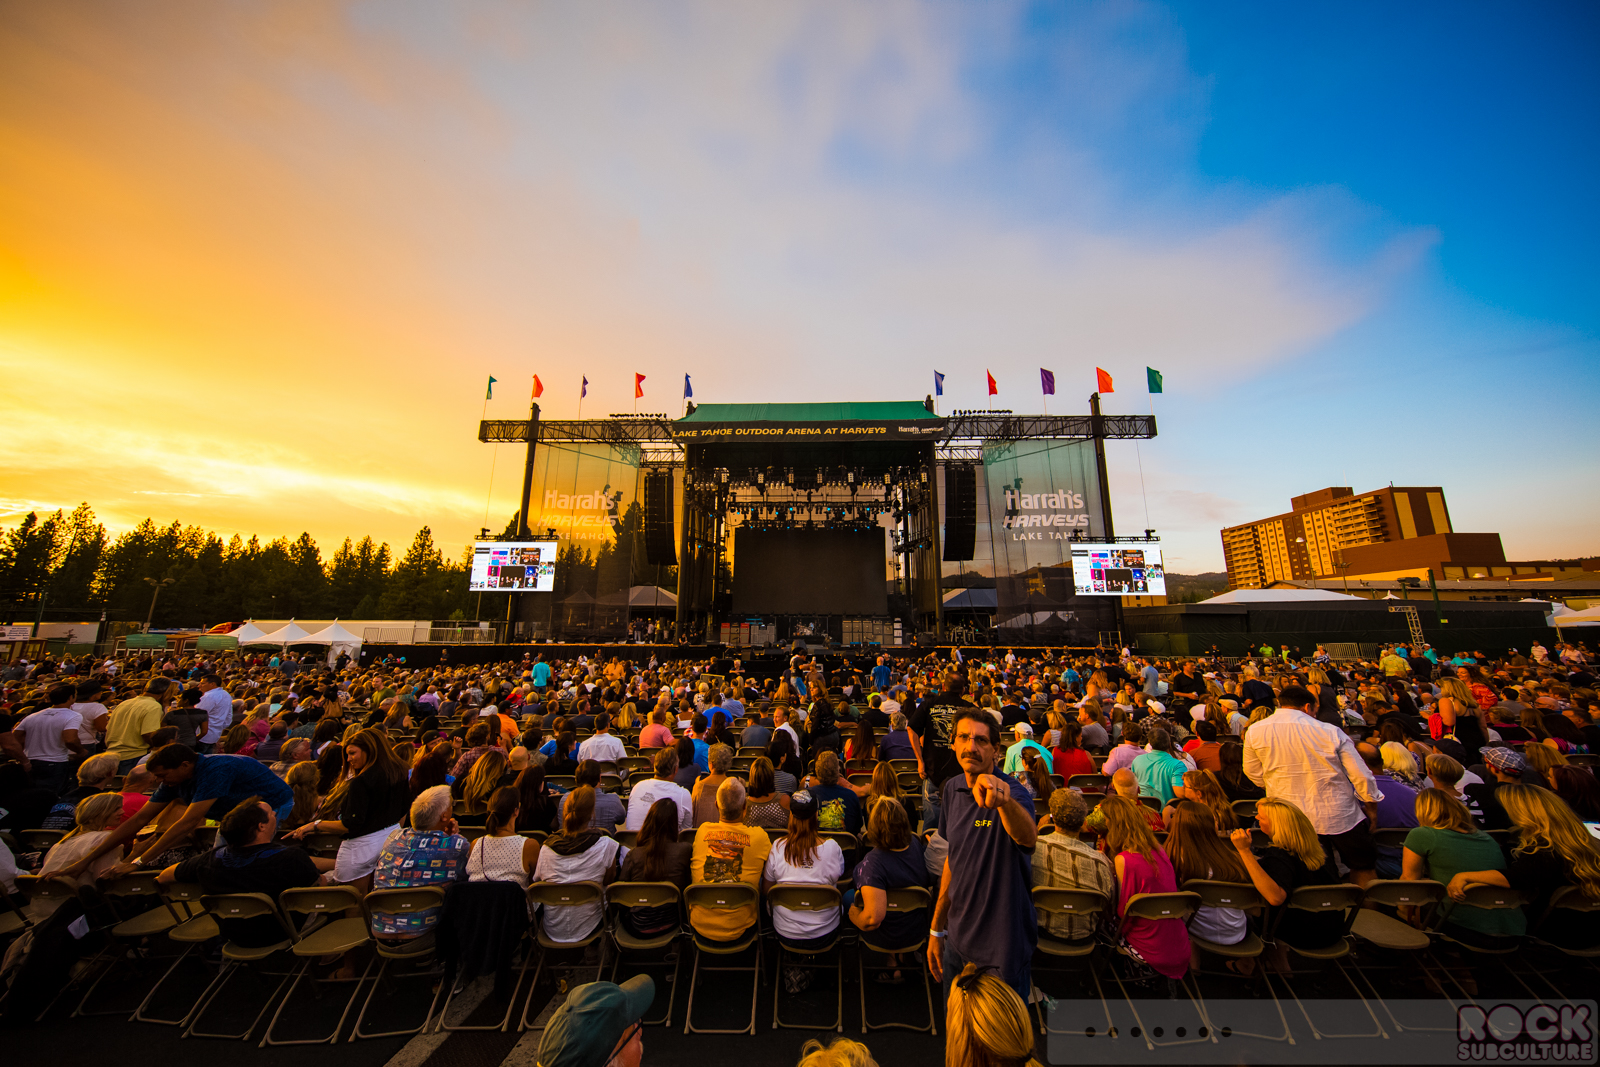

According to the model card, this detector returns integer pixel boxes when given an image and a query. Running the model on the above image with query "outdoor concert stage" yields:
[477,398,1158,648]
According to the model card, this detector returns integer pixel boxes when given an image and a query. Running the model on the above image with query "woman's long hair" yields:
[484,786,520,835]
[783,803,822,869]
[513,765,554,832]
[631,798,683,881]
[61,792,123,842]
[559,785,596,836]
[1020,748,1054,807]
[1256,798,1326,871]
[1181,769,1238,831]
[945,963,1043,1067]
[462,749,509,813]
[284,761,320,828]
[1499,783,1600,901]
[1550,765,1600,822]
[849,718,876,765]
[1099,795,1158,862]
[768,731,801,778]
[410,743,452,798]
[1164,799,1248,884]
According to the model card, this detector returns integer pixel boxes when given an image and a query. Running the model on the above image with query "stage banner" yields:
[671,419,945,443]
[523,442,647,640]
[981,440,1117,644]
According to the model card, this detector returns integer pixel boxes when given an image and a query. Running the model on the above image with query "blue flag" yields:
[684,373,693,399]
[1040,368,1056,396]
[934,370,945,396]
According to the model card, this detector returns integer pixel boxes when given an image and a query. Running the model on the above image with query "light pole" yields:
[143,576,176,631]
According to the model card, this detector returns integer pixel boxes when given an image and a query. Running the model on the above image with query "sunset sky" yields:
[3,1,1596,573]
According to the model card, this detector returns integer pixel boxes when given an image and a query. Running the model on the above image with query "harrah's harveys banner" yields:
[526,443,643,543]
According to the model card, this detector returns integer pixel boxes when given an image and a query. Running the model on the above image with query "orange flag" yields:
[634,373,646,398]
[531,375,544,399]
[986,370,998,396]
[1096,367,1114,393]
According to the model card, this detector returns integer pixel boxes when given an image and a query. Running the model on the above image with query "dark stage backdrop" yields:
[732,528,888,615]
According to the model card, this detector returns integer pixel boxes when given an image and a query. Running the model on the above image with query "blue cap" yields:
[536,976,654,1067]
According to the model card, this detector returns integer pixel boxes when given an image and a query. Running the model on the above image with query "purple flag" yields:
[1040,367,1056,395]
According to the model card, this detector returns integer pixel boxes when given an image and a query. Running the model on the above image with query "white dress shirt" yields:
[197,687,234,745]
[622,778,694,833]
[577,732,627,764]
[1242,707,1382,836]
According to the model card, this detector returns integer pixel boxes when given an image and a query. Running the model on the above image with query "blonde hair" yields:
[1181,769,1237,831]
[1099,795,1159,861]
[945,963,1043,1067]
[796,1038,879,1067]
[62,791,124,841]
[461,748,508,814]
[284,761,320,828]
[1380,741,1421,782]
[1256,798,1326,870]
[1499,784,1600,901]
[1414,787,1477,834]
[1438,677,1478,711]
[1424,753,1464,789]
[1523,743,1569,780]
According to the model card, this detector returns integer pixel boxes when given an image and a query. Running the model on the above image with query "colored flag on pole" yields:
[486,375,497,400]
[531,375,543,399]
[933,370,945,396]
[635,373,646,399]
[1096,367,1114,393]
[580,376,588,399]
[1040,368,1056,395]
[987,370,998,396]
[1146,367,1163,394]
[684,374,693,399]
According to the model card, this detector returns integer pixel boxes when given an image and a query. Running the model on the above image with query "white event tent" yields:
[226,621,271,644]
[302,621,364,667]
[251,621,313,646]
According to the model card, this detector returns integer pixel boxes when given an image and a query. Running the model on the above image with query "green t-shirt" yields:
[1404,825,1525,938]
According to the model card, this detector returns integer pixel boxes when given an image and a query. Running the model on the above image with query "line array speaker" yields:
[942,465,977,561]
[644,470,678,566]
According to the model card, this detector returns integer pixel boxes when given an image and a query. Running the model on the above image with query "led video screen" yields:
[1070,543,1165,596]
[732,528,888,615]
[469,541,557,592]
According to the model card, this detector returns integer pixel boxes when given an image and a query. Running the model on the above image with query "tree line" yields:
[0,502,675,630]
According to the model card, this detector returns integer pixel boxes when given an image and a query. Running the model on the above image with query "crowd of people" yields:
[0,635,1598,1065]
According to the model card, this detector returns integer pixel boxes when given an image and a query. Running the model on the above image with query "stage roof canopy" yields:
[678,401,934,423]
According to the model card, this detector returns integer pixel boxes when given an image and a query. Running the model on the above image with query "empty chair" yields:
[133,881,220,1027]
[185,892,300,1040]
[261,886,372,1045]
[767,883,845,1032]
[519,881,610,1031]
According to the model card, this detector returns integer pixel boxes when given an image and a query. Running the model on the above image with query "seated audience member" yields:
[617,798,692,938]
[1050,720,1096,781]
[1440,783,1600,948]
[255,720,289,762]
[120,763,155,821]
[1084,769,1163,835]
[689,777,771,943]
[1216,741,1266,802]
[767,732,802,792]
[762,790,846,952]
[533,785,624,943]
[544,732,580,777]
[156,795,320,947]
[38,793,126,887]
[808,751,863,836]
[1466,746,1524,831]
[1549,765,1600,822]
[465,786,540,889]
[287,727,411,889]
[1182,720,1224,772]
[623,747,693,835]
[1099,795,1189,980]
[559,760,626,830]
[945,962,1046,1067]
[1356,743,1420,878]
[639,708,676,750]
[458,747,509,812]
[691,743,734,827]
[1031,788,1114,941]
[843,719,877,767]
[272,737,313,777]
[878,711,915,762]
[850,798,927,980]
[672,738,701,792]
[1228,797,1343,970]
[1166,768,1238,832]
[281,761,321,831]
[1424,752,1482,822]
[1165,799,1252,972]
[743,757,792,828]
[40,752,119,830]
[1131,728,1188,807]
[511,764,557,833]
[1403,787,1525,946]
[371,785,469,941]
[577,712,627,764]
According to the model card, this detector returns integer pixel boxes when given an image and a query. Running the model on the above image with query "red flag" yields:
[1096,367,1114,393]
[986,370,998,396]
[531,375,543,399]
[634,373,646,399]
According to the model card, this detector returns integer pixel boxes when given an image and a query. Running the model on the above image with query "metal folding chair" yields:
[519,881,610,1031]
[260,885,371,1045]
[766,883,843,1032]
[1265,883,1384,1040]
[74,871,197,1017]
[857,886,935,1035]
[185,892,300,1040]
[606,882,684,1026]
[352,887,448,1040]
[1107,892,1213,1050]
[682,883,763,1035]
[133,881,220,1026]
[1181,879,1289,1044]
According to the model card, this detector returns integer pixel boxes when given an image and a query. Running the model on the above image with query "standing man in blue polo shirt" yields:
[928,707,1037,1005]
[54,744,293,880]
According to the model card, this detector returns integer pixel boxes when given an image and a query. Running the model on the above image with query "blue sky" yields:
[3,1,1596,573]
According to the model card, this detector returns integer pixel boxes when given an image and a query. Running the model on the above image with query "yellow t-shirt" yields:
[106,696,166,762]
[689,820,771,940]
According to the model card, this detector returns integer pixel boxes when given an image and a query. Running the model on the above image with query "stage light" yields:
[847,471,855,484]
[756,472,764,484]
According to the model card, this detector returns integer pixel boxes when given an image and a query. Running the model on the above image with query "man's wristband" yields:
[929,929,947,939]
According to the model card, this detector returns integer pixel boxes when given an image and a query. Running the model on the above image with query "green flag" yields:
[1146,367,1163,394]
[486,375,497,400]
